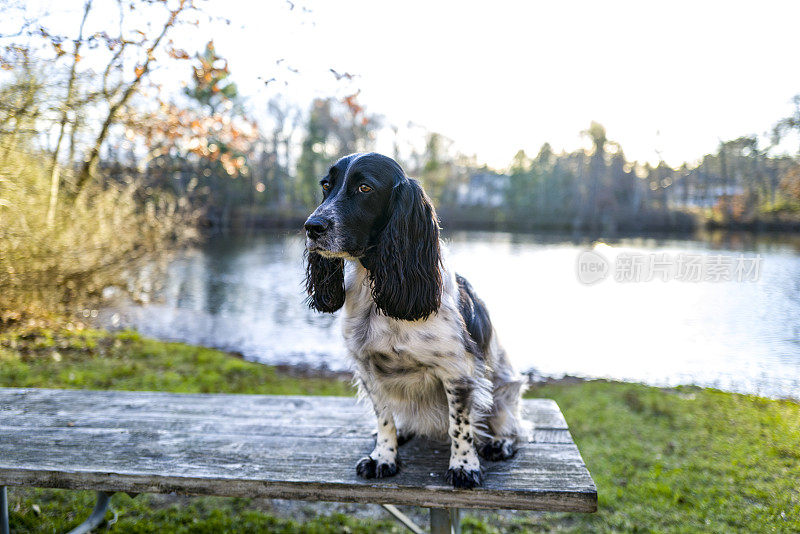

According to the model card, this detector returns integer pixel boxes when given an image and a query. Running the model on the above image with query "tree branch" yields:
[74,0,190,195]
[46,0,91,225]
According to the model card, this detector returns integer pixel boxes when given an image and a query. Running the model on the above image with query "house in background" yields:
[455,172,509,207]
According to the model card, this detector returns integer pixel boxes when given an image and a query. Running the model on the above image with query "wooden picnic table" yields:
[0,388,596,533]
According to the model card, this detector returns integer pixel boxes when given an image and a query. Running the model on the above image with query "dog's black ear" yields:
[304,251,345,313]
[367,178,442,321]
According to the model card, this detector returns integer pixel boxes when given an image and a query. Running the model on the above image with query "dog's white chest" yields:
[340,259,474,387]
[343,303,461,359]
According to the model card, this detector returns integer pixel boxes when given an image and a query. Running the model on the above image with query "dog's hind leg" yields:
[479,378,530,461]
[478,437,516,461]
[396,428,415,446]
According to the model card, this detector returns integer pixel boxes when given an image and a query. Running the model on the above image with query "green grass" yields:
[517,381,800,533]
[0,328,351,396]
[7,490,400,533]
[1,328,798,532]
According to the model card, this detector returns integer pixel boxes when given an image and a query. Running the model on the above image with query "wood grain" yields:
[0,388,596,512]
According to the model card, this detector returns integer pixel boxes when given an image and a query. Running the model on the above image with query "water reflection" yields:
[103,230,800,399]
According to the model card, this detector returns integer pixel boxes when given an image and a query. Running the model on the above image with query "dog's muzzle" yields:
[304,215,330,240]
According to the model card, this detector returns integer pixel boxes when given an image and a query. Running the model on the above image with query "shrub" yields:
[0,136,196,324]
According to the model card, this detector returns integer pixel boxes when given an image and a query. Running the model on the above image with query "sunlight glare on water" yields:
[447,233,800,398]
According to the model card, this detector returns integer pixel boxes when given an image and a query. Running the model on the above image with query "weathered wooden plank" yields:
[0,389,368,417]
[0,388,569,430]
[0,417,572,443]
[0,468,595,512]
[0,430,592,481]
[0,388,596,511]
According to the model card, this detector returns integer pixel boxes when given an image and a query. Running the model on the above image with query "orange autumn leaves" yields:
[128,101,258,176]
[123,40,257,177]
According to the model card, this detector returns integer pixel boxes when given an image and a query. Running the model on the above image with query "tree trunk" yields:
[47,0,91,226]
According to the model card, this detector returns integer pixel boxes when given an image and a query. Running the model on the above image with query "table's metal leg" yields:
[1,486,9,534]
[67,491,113,534]
[380,504,425,534]
[450,508,461,534]
[430,507,461,534]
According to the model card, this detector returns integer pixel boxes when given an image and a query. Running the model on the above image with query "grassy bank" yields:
[1,328,798,532]
[0,328,350,396]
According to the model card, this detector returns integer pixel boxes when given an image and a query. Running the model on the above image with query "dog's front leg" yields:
[443,378,483,488]
[356,399,400,479]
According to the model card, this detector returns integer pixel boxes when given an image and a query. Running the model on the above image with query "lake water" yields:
[102,230,800,400]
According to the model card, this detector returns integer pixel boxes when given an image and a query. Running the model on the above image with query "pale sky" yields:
[14,0,800,169]
[206,0,800,168]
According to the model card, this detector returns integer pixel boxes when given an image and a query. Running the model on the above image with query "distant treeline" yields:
[131,44,800,233]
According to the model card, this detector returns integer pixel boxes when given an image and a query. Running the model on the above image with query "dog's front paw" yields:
[478,439,516,461]
[444,466,483,489]
[356,456,399,479]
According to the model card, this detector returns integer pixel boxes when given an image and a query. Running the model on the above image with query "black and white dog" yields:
[303,152,528,489]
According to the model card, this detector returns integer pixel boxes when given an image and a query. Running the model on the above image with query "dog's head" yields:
[304,153,442,321]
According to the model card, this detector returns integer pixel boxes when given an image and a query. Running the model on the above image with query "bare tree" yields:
[46,0,91,225]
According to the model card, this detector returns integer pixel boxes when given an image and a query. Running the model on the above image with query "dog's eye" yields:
[321,181,331,191]
[358,184,372,193]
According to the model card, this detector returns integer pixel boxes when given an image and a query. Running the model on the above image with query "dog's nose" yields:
[304,216,330,239]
